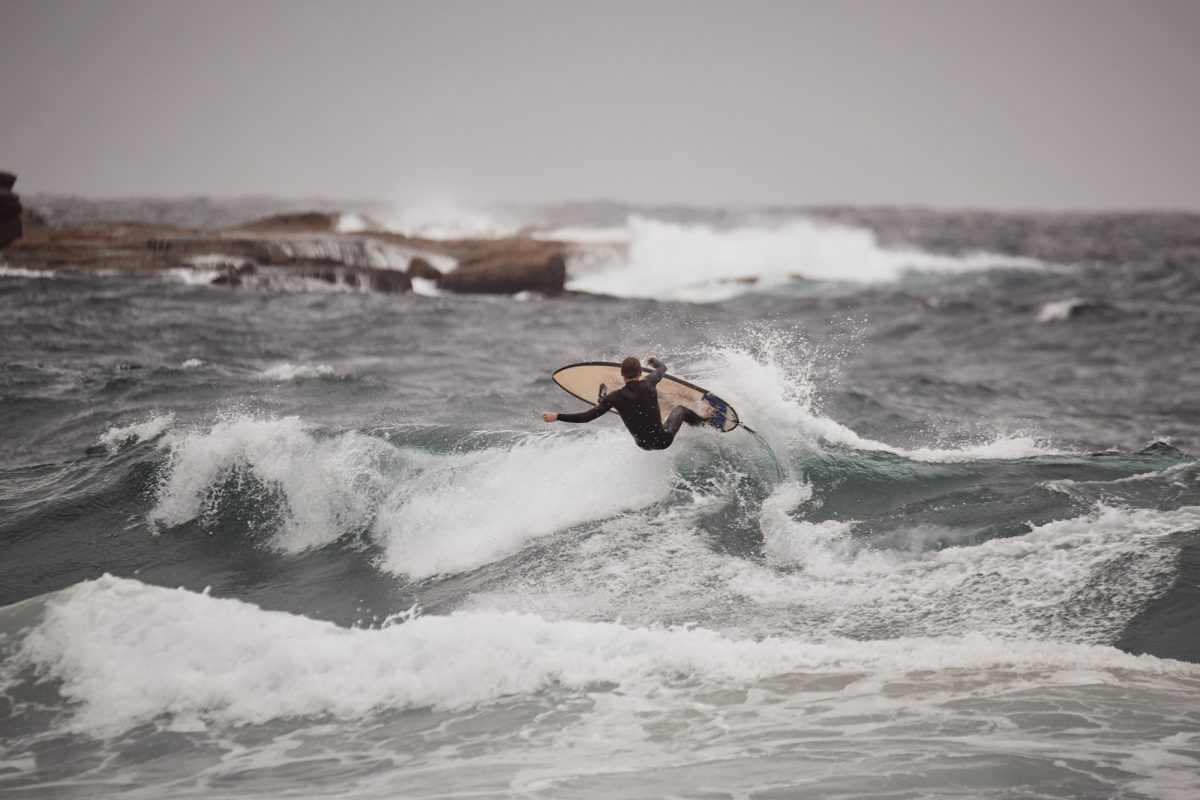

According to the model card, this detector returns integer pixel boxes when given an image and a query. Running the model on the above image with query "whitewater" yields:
[3,203,1200,799]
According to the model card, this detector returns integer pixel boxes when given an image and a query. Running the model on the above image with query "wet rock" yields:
[210,261,256,287]
[235,212,340,233]
[406,256,443,282]
[440,252,566,296]
[0,171,22,247]
[365,268,412,293]
[2,210,566,298]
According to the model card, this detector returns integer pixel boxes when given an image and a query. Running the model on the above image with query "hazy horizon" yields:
[19,190,1200,218]
[3,0,1199,212]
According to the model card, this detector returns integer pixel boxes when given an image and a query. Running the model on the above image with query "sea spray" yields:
[674,327,1066,466]
[565,216,1045,301]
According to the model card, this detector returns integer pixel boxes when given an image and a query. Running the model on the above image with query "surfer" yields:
[542,356,709,450]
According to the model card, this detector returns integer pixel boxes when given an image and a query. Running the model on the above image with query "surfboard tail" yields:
[701,392,730,430]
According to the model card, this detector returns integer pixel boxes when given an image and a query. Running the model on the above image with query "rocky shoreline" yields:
[0,182,570,297]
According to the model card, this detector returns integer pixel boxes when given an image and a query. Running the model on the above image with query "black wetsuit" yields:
[556,358,704,450]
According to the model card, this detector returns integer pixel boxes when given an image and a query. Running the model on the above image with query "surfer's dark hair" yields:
[621,357,643,379]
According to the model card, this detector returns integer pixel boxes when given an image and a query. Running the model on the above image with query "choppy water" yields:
[3,204,1200,798]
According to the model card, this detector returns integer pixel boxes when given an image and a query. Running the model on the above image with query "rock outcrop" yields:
[0,172,22,247]
[2,207,570,296]
[405,256,443,282]
[234,212,341,233]
[439,251,566,296]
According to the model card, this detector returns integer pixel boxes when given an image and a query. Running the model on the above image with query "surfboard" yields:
[552,361,740,432]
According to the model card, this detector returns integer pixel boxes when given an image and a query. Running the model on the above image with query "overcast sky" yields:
[2,0,1198,210]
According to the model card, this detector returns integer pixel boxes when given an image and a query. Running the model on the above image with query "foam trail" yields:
[374,429,676,577]
[566,216,1044,301]
[11,575,1199,735]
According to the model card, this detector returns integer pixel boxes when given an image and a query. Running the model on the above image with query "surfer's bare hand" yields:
[542,412,558,423]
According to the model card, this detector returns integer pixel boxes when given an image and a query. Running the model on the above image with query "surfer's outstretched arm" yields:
[544,393,615,424]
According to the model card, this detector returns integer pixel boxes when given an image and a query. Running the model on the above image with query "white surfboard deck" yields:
[552,361,740,432]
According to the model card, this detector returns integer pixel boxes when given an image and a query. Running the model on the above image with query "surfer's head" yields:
[621,357,643,380]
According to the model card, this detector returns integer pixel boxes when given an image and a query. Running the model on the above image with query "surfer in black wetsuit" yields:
[542,356,709,450]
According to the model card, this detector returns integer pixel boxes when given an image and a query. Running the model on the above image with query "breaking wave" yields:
[9,575,1198,735]
[562,216,1045,301]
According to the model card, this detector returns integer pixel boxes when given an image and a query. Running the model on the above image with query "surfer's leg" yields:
[663,405,704,436]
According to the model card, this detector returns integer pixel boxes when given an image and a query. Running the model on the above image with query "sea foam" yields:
[0,264,55,279]
[11,575,1198,735]
[372,429,675,577]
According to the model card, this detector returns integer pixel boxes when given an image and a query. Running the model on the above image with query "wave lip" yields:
[150,416,398,551]
[564,216,1046,301]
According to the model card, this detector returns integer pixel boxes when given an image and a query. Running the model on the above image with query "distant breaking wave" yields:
[560,216,1046,301]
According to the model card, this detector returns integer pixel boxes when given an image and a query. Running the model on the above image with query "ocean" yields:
[2,202,1200,798]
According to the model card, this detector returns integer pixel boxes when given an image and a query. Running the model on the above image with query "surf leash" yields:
[740,424,784,480]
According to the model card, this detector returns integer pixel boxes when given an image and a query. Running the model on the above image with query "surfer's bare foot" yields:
[699,404,714,419]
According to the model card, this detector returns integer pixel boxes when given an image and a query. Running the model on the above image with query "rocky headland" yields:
[0,184,570,297]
